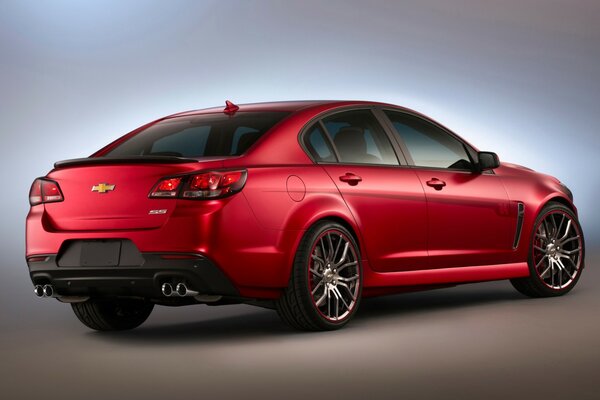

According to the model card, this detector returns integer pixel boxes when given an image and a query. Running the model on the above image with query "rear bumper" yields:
[26,193,299,295]
[27,252,239,299]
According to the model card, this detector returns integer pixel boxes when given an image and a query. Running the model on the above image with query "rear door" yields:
[305,109,428,272]
[381,109,514,268]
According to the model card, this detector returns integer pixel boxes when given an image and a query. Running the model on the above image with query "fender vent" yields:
[513,203,525,249]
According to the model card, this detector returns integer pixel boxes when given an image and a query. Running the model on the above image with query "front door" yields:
[415,169,513,268]
[382,109,514,268]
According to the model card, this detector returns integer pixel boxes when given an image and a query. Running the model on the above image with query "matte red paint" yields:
[26,100,576,299]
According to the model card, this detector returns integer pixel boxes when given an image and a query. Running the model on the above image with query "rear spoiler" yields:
[54,156,199,169]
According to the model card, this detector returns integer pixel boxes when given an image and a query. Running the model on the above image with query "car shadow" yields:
[357,284,523,321]
[86,308,292,345]
[88,283,527,345]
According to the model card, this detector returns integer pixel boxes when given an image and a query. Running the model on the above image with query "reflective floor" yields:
[1,251,599,400]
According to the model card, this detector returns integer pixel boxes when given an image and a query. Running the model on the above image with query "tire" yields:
[71,298,154,331]
[511,202,585,298]
[276,221,363,331]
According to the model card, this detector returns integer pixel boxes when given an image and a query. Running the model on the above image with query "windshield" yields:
[106,112,290,158]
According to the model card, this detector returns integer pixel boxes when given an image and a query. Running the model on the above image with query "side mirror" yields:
[477,151,500,171]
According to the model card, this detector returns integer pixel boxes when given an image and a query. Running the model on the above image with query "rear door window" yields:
[304,123,336,162]
[321,110,398,165]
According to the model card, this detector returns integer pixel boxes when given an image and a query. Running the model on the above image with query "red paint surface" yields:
[26,101,576,299]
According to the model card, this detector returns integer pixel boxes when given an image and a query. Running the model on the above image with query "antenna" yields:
[224,100,239,115]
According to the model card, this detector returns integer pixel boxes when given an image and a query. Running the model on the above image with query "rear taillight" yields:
[149,170,247,200]
[149,177,183,198]
[29,178,64,206]
[183,170,245,199]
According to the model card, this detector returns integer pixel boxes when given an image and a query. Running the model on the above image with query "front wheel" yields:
[277,221,362,331]
[511,202,585,297]
[71,298,154,331]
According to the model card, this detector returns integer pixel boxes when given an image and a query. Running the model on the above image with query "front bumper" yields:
[27,244,239,299]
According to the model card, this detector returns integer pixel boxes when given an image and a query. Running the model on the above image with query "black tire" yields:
[276,221,363,331]
[71,298,154,331]
[511,202,585,298]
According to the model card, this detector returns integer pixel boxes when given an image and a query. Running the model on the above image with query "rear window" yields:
[106,112,290,157]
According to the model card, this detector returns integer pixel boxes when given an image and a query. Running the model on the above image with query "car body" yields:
[26,100,585,331]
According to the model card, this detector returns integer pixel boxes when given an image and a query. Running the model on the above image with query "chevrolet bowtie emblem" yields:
[91,183,116,193]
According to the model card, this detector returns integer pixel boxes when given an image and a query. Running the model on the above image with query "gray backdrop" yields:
[0,1,598,399]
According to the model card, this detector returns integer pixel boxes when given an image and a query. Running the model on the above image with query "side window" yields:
[322,110,398,165]
[304,123,336,162]
[384,110,473,170]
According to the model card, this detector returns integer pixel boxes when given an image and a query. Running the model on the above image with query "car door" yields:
[303,109,428,272]
[381,109,515,268]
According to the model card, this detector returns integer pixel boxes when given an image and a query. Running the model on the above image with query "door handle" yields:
[339,173,362,186]
[426,178,446,190]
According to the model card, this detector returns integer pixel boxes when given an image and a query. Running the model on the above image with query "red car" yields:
[26,100,585,331]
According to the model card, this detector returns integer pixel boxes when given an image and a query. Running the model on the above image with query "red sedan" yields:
[26,100,585,331]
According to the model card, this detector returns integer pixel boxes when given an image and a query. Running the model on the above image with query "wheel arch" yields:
[300,210,364,256]
[519,193,580,264]
[542,195,577,215]
[282,211,366,287]
[530,194,577,224]
[311,215,361,253]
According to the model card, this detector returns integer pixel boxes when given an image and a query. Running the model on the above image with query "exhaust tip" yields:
[161,283,173,297]
[34,285,44,298]
[176,283,187,297]
[42,284,54,297]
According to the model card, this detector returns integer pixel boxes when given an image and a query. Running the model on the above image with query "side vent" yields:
[512,202,525,249]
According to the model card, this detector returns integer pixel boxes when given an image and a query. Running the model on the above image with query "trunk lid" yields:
[44,157,226,231]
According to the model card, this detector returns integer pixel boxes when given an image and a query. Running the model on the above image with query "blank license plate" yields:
[80,241,122,267]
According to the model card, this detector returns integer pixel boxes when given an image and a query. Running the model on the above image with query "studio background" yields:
[0,1,598,399]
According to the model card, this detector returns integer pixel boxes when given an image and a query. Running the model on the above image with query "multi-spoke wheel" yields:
[276,221,362,330]
[309,229,361,322]
[511,202,585,297]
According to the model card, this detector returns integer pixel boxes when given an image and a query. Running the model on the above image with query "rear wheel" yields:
[277,221,362,331]
[511,202,584,297]
[71,298,154,331]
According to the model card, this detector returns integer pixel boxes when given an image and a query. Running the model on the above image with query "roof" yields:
[166,100,395,118]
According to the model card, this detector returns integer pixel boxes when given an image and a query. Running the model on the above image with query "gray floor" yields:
[1,250,598,400]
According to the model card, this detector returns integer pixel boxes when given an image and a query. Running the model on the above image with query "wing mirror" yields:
[477,151,500,171]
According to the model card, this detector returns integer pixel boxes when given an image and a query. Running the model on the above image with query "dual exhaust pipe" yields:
[34,284,55,298]
[35,282,203,300]
[161,282,199,297]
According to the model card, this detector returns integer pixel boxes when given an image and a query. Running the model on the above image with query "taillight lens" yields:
[149,170,247,200]
[29,178,64,206]
[150,177,182,198]
[183,170,246,199]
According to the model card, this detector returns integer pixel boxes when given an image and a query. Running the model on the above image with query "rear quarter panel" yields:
[240,165,365,279]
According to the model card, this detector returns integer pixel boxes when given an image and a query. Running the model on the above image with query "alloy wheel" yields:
[533,210,583,290]
[308,229,360,322]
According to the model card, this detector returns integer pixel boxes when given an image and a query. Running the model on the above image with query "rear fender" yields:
[280,195,366,285]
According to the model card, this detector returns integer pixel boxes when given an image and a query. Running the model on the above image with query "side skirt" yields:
[363,262,530,288]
